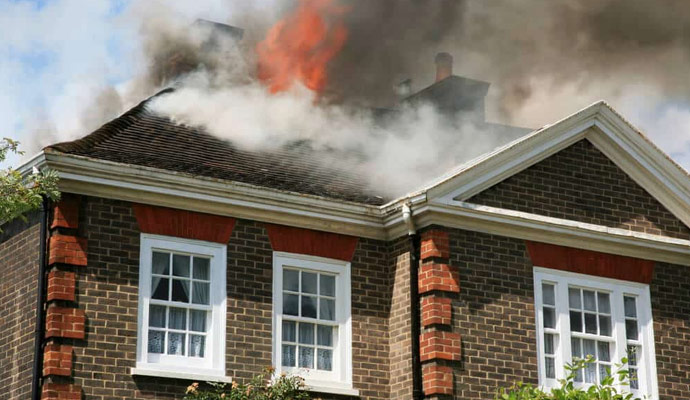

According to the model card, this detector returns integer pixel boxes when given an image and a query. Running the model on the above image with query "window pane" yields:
[584,313,597,334]
[151,277,169,300]
[583,290,596,311]
[171,279,190,303]
[193,258,210,280]
[597,292,610,314]
[320,275,335,297]
[320,298,336,321]
[149,305,166,328]
[574,368,583,383]
[298,347,314,368]
[169,307,187,330]
[544,333,554,355]
[598,341,610,362]
[318,349,333,371]
[152,252,170,275]
[626,319,638,340]
[317,325,333,347]
[583,339,596,358]
[282,345,296,367]
[282,320,296,342]
[627,346,638,366]
[301,295,317,318]
[630,368,639,390]
[545,357,555,379]
[148,330,164,354]
[571,338,581,358]
[283,294,299,316]
[299,323,315,344]
[570,311,582,332]
[624,296,637,318]
[542,283,555,306]
[189,335,205,357]
[599,364,609,382]
[172,254,190,277]
[569,288,581,309]
[192,282,210,305]
[168,332,185,355]
[302,272,317,294]
[584,362,596,383]
[283,270,299,292]
[190,310,206,332]
[599,315,611,336]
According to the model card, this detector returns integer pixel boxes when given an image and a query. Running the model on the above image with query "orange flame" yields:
[257,0,349,94]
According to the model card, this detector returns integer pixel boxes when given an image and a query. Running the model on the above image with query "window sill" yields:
[131,367,233,383]
[304,382,360,397]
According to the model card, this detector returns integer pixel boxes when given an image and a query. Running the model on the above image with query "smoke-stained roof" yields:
[47,91,387,206]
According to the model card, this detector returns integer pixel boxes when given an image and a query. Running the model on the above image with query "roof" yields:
[47,90,387,206]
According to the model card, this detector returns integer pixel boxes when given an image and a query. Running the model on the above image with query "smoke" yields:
[5,0,690,195]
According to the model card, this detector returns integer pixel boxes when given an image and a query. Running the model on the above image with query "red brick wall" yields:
[71,196,393,399]
[388,237,414,399]
[0,214,41,400]
[468,139,690,240]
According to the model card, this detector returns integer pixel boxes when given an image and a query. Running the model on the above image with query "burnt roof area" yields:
[48,90,388,205]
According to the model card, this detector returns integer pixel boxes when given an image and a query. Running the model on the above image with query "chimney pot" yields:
[435,52,453,82]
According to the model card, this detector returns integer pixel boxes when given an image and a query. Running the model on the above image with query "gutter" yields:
[31,196,50,400]
[403,203,423,400]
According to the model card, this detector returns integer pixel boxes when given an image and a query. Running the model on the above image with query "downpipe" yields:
[31,196,50,400]
[403,203,423,400]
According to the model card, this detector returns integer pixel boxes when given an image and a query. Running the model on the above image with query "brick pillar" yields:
[418,229,459,398]
[42,194,84,399]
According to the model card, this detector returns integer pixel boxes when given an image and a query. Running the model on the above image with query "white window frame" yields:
[272,252,356,396]
[133,234,228,381]
[533,267,658,399]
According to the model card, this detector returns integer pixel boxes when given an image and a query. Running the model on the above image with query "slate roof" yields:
[47,90,388,206]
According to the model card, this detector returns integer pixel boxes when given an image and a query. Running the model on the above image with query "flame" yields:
[257,0,349,94]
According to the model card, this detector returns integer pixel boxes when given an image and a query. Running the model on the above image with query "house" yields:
[2,55,690,400]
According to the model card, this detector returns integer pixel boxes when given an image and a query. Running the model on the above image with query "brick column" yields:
[418,229,460,398]
[42,194,84,399]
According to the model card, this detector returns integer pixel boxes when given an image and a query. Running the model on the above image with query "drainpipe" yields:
[31,196,50,400]
[402,203,423,400]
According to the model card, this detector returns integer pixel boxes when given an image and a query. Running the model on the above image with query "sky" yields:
[1,0,690,176]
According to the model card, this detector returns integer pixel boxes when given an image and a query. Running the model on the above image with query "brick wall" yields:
[71,196,393,399]
[448,228,538,399]
[388,237,414,399]
[468,139,690,240]
[0,214,40,400]
[651,262,690,399]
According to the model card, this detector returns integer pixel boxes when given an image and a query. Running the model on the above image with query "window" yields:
[534,268,658,398]
[135,234,227,379]
[272,252,354,394]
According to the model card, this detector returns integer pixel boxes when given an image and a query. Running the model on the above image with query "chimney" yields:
[435,52,453,82]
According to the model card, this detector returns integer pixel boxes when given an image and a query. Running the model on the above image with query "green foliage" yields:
[1,138,60,226]
[183,367,310,400]
[496,356,645,400]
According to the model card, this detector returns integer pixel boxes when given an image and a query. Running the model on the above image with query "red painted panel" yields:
[265,224,358,261]
[525,241,654,284]
[132,204,236,244]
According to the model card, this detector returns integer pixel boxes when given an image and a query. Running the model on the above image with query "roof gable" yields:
[422,101,690,230]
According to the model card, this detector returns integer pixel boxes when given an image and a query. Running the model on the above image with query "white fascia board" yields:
[419,200,690,266]
[44,152,388,240]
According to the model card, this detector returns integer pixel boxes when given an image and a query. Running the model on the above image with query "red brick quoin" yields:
[48,235,87,266]
[421,296,452,327]
[47,270,76,302]
[421,230,449,260]
[423,364,454,396]
[45,307,85,340]
[419,263,460,294]
[51,194,81,230]
[42,383,81,400]
[420,331,461,362]
[43,344,73,376]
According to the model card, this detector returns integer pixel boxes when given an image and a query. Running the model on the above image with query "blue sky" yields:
[2,0,690,175]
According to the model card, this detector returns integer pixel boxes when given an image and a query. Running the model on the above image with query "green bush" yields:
[496,356,645,400]
[183,367,310,400]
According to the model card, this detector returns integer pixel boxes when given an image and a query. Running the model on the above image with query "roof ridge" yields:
[47,88,175,154]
